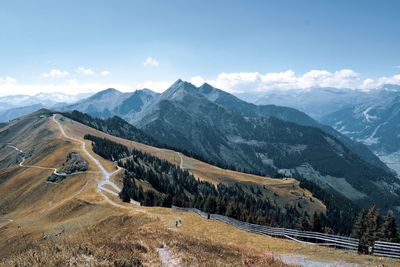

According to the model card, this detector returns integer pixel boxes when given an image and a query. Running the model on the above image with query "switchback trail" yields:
[52,114,140,207]
[52,114,122,195]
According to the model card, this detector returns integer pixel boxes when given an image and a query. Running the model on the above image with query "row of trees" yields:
[85,134,306,228]
[86,133,399,242]
[118,148,302,228]
[352,206,398,253]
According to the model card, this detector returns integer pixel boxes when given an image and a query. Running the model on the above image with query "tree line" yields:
[84,133,399,242]
[118,148,303,228]
[85,134,319,229]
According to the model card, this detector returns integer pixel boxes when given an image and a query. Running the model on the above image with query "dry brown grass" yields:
[1,114,399,267]
[1,214,296,267]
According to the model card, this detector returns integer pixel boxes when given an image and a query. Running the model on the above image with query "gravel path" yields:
[280,254,360,267]
[156,246,180,267]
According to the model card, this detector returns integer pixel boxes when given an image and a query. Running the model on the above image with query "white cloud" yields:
[362,74,400,89]
[393,65,400,69]
[192,69,361,93]
[100,70,111,76]
[361,78,376,89]
[136,80,171,92]
[0,77,17,84]
[75,67,95,75]
[143,57,160,67]
[41,69,70,78]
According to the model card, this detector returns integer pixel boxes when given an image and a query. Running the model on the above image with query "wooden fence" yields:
[172,206,399,259]
[373,241,400,259]
[210,213,359,251]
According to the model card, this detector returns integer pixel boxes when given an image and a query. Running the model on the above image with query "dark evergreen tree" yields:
[352,210,366,238]
[299,212,311,231]
[352,209,367,253]
[312,212,323,233]
[352,206,382,254]
[380,211,398,242]
[365,206,381,248]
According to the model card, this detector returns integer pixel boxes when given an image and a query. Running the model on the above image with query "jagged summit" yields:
[198,82,216,94]
[159,79,199,101]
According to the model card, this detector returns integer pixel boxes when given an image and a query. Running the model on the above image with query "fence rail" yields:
[373,241,400,259]
[172,206,400,259]
[210,213,359,251]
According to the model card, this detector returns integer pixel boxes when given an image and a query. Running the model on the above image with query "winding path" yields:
[6,144,99,177]
[52,114,122,196]
[6,144,67,176]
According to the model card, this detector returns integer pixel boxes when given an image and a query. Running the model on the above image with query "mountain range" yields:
[57,80,400,215]
[1,80,399,213]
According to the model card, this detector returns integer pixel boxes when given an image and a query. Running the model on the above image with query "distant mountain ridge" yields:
[320,86,400,175]
[252,84,400,175]
[0,92,92,122]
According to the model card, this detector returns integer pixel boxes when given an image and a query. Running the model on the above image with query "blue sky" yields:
[0,0,399,96]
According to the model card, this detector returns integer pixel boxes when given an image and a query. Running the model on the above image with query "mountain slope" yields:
[197,83,390,172]
[133,80,400,214]
[253,84,400,174]
[61,110,159,147]
[113,89,159,116]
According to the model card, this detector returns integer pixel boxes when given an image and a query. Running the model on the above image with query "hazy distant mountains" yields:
[60,80,400,212]
[254,84,400,175]
[0,92,92,122]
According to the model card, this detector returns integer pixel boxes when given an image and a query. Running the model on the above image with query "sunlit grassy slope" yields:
[0,111,398,266]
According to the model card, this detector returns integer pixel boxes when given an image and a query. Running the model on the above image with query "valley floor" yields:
[0,114,398,266]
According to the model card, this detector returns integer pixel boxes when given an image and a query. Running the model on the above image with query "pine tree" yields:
[352,209,368,253]
[299,212,311,231]
[380,211,398,242]
[366,206,380,238]
[361,206,381,253]
[352,210,366,239]
[312,212,322,232]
